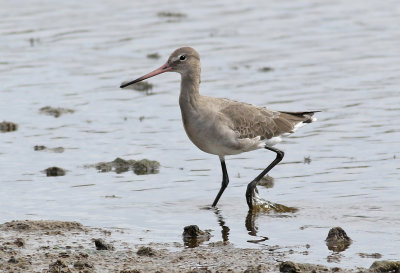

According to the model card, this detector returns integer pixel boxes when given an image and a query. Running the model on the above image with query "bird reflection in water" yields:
[246,201,298,244]
[212,195,298,245]
[213,208,230,243]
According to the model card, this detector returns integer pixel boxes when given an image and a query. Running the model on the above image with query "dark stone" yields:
[14,238,25,247]
[182,225,211,248]
[8,256,18,263]
[369,260,400,273]
[94,238,114,250]
[280,261,299,273]
[183,225,202,238]
[325,227,352,252]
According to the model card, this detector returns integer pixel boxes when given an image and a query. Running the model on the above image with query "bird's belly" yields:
[182,115,246,156]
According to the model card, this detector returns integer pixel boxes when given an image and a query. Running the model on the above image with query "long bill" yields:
[120,62,172,88]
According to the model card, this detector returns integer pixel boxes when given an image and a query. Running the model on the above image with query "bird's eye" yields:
[179,55,186,61]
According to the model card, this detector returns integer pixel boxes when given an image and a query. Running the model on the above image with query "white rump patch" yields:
[292,116,317,132]
[292,121,306,132]
[259,136,282,148]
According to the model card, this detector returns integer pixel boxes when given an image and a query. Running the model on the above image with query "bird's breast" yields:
[179,107,249,156]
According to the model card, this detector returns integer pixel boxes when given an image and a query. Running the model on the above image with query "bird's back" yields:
[212,97,317,141]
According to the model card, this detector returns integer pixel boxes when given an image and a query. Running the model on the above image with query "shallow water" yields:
[1,0,399,268]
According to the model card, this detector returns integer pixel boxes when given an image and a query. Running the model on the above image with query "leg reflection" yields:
[245,210,269,243]
[245,209,258,236]
[213,208,230,242]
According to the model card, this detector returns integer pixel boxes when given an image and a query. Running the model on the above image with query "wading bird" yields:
[121,47,317,209]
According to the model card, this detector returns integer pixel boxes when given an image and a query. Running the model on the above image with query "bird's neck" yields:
[179,73,201,110]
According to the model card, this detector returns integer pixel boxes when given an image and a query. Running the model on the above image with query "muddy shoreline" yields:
[2,220,395,273]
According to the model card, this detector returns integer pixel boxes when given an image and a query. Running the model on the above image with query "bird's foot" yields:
[246,184,295,212]
[246,185,264,210]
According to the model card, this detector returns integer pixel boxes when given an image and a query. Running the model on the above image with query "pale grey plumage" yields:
[120,46,318,209]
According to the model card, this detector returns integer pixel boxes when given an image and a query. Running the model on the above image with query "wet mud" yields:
[0,220,379,273]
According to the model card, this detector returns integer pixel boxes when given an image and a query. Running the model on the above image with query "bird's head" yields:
[120,47,200,88]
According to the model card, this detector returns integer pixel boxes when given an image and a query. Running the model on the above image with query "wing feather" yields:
[219,101,317,140]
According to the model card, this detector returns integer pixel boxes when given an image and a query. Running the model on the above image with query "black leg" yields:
[246,146,284,209]
[212,157,229,207]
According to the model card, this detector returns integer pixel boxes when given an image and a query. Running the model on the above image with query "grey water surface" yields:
[1,0,399,268]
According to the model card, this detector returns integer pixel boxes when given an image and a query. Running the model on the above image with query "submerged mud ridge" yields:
[89,157,160,175]
[34,145,65,153]
[44,166,66,176]
[39,106,75,118]
[0,121,18,132]
[0,220,392,273]
[120,80,154,95]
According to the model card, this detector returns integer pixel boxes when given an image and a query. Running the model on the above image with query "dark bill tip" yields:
[120,79,141,88]
[120,62,171,89]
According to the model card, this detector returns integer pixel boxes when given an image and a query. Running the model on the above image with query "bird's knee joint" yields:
[222,178,229,187]
[276,150,284,160]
